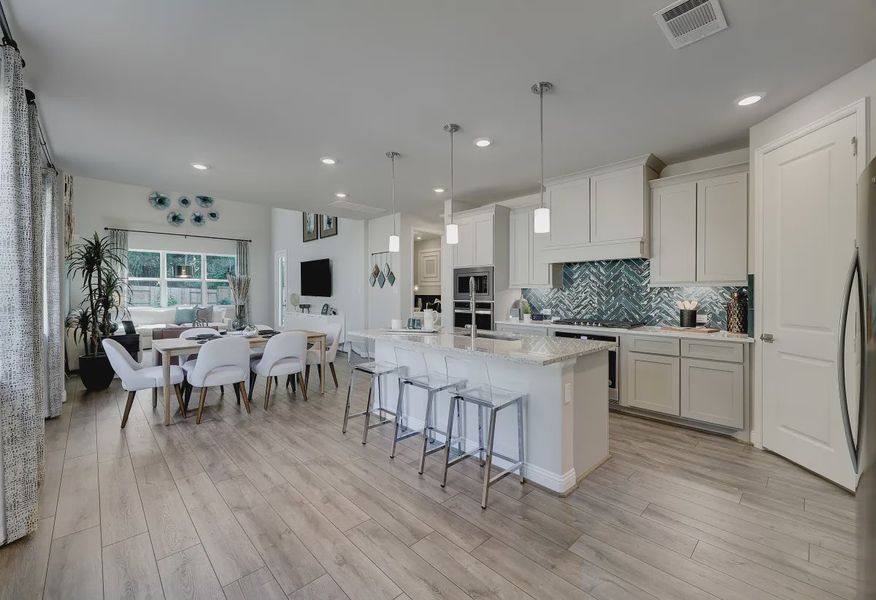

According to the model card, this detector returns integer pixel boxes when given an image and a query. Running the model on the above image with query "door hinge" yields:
[852,136,858,157]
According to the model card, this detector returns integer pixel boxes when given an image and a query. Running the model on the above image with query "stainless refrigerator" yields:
[843,157,876,598]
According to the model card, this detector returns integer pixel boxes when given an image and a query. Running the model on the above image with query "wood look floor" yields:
[0,359,859,600]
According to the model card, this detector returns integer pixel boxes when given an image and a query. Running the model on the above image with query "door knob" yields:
[760,333,774,343]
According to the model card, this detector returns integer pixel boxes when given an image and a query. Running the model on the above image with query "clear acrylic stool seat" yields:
[341,335,398,444]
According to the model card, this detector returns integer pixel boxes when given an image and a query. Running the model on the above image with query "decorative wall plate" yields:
[387,270,396,286]
[195,195,215,207]
[191,212,206,226]
[207,210,220,221]
[167,211,185,226]
[149,192,170,209]
[369,273,376,287]
[178,195,191,208]
[377,271,386,288]
[371,264,380,278]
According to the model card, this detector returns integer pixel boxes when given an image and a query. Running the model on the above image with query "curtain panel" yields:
[0,45,43,545]
[236,240,251,324]
[108,228,129,313]
[44,170,64,418]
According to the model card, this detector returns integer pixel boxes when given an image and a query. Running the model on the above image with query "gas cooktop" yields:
[553,318,645,329]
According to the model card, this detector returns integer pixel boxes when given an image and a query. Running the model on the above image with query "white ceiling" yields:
[9,0,876,219]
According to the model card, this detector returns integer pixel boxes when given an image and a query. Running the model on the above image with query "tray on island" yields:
[384,328,437,334]
[660,326,719,334]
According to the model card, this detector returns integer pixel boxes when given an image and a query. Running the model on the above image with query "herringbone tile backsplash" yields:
[521,259,743,330]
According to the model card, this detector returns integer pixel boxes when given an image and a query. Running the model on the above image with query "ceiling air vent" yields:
[328,199,385,216]
[655,0,727,49]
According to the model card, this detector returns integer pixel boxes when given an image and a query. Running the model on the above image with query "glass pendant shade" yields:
[388,234,400,253]
[446,223,459,245]
[533,207,551,233]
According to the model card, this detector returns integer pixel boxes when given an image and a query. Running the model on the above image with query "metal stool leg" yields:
[342,370,355,433]
[361,378,374,445]
[517,398,525,484]
[391,378,406,459]
[477,405,485,466]
[441,396,457,488]
[481,407,498,508]
[418,390,435,474]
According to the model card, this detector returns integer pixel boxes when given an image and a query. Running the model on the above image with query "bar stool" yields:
[391,347,466,472]
[442,355,526,508]
[341,335,399,444]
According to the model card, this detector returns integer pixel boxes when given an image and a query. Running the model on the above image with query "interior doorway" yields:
[411,230,443,319]
[274,250,287,328]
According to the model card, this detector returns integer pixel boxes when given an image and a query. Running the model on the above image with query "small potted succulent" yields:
[65,233,126,390]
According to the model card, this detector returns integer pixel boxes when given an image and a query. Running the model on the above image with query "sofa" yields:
[128,305,232,352]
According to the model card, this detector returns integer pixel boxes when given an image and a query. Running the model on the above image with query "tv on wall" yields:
[300,258,332,297]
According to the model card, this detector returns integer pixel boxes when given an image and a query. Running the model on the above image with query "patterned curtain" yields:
[236,240,251,324]
[108,228,129,314]
[0,45,43,545]
[43,170,64,418]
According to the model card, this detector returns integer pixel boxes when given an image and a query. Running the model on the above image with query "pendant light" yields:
[387,151,401,252]
[444,123,460,245]
[532,81,553,233]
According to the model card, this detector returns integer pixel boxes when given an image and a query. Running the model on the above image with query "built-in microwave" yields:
[454,267,494,301]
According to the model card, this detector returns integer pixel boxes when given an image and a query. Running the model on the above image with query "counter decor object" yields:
[726,289,748,334]
[677,299,698,328]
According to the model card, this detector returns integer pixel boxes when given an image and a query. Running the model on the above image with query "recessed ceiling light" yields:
[335,192,347,199]
[416,236,422,240]
[191,162,210,170]
[473,137,492,148]
[433,188,445,193]
[736,94,763,107]
[320,157,337,165]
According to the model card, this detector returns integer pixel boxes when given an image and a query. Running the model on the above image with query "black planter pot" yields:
[78,353,115,391]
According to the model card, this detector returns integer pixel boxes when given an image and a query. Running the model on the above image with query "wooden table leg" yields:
[163,351,172,426]
[152,348,160,408]
[320,337,326,395]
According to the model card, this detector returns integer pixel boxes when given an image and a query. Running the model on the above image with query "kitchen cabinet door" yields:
[474,214,494,266]
[545,178,590,249]
[626,351,680,416]
[681,358,743,428]
[651,182,697,285]
[590,165,646,243]
[509,209,531,288]
[453,219,476,267]
[696,171,748,284]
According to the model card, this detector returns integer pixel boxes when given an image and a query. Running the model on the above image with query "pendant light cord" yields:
[391,153,396,235]
[539,85,545,209]
[449,126,454,222]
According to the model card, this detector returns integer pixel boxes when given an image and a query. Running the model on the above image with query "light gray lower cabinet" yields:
[680,357,744,428]
[625,351,680,416]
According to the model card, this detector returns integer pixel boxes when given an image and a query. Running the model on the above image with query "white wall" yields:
[270,208,366,333]
[71,176,272,323]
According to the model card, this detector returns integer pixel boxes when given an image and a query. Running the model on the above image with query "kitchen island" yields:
[349,328,614,495]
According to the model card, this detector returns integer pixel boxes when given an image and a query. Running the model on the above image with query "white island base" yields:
[357,329,611,495]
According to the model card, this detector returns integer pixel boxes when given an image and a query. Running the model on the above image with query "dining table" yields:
[151,329,327,425]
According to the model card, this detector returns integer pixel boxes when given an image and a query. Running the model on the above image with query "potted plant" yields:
[65,233,125,390]
[226,273,251,330]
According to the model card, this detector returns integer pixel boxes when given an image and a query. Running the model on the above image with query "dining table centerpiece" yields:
[227,273,251,330]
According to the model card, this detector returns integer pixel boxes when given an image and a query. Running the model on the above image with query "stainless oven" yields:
[454,267,494,302]
[553,330,619,405]
[454,300,494,330]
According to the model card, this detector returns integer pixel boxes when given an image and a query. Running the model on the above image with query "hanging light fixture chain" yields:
[387,151,400,235]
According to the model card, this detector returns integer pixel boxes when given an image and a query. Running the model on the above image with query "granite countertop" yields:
[348,327,615,366]
[494,320,755,343]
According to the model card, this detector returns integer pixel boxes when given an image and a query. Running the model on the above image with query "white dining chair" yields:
[183,336,252,423]
[179,327,222,405]
[304,323,342,389]
[251,331,308,409]
[102,338,187,428]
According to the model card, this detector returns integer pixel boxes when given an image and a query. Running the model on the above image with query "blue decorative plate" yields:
[167,211,185,226]
[377,271,386,288]
[195,195,214,207]
[178,195,191,208]
[369,273,376,287]
[387,270,396,286]
[149,192,170,209]
[207,210,220,221]
[191,212,206,226]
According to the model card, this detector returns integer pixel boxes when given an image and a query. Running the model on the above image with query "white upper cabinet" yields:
[453,219,476,267]
[508,205,562,289]
[451,205,510,289]
[650,165,748,287]
[541,155,663,264]
[651,182,697,285]
[696,171,748,285]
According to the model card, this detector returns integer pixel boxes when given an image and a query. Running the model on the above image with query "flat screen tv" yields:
[300,258,332,297]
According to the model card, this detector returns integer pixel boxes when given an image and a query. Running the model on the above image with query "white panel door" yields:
[762,112,859,490]
[590,165,644,243]
[545,178,590,248]
[509,209,530,287]
[696,172,749,284]
[651,182,697,285]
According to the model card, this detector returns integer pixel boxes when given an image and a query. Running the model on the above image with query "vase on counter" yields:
[726,289,748,333]
[232,305,247,330]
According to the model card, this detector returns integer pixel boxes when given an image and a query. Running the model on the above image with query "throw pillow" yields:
[195,305,214,323]
[174,306,196,325]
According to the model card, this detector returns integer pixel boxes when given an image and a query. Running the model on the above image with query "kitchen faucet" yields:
[469,276,477,341]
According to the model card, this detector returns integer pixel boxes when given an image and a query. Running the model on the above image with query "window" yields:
[127,249,236,307]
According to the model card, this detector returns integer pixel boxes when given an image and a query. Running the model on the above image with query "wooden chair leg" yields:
[305,365,311,388]
[220,385,225,396]
[317,364,323,389]
[291,374,296,392]
[298,373,308,401]
[121,390,136,428]
[233,384,241,405]
[264,375,274,410]
[249,371,257,397]
[174,384,187,418]
[329,362,339,388]
[196,387,208,424]
[239,382,252,414]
